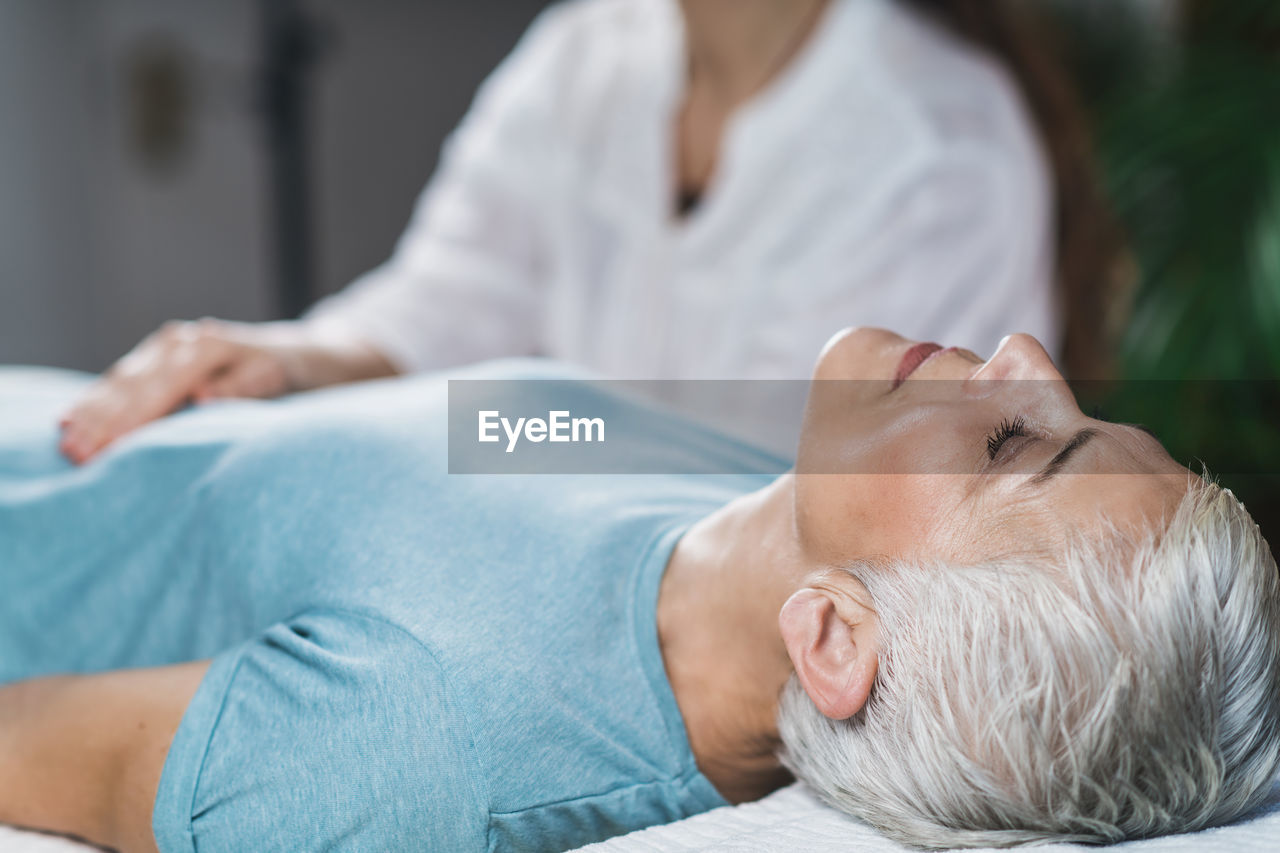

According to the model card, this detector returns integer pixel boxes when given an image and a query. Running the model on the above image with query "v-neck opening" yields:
[655,0,875,246]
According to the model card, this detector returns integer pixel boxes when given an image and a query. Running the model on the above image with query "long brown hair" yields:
[899,0,1125,379]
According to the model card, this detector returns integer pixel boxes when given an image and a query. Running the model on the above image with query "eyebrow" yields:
[1029,428,1100,485]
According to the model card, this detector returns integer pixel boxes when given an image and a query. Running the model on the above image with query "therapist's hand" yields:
[58,318,399,464]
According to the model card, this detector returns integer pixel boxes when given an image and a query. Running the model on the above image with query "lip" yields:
[892,342,948,389]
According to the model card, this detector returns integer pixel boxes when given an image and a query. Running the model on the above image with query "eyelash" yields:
[986,416,1030,460]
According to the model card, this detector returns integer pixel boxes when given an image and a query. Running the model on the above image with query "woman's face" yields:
[793,328,1190,565]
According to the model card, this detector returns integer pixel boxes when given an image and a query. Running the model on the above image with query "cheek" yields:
[796,474,957,563]
[797,405,913,477]
[854,476,956,556]
[801,396,979,478]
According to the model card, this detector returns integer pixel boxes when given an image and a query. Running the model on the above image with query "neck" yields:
[657,474,807,803]
[678,0,832,103]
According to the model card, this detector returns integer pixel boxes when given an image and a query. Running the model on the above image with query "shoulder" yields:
[858,0,1049,189]
[766,1,1050,235]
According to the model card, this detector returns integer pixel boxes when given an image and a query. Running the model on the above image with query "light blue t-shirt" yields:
[0,361,786,852]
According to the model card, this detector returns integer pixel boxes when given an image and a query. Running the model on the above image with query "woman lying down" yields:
[0,328,1276,852]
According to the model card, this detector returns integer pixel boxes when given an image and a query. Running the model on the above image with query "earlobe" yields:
[779,587,878,721]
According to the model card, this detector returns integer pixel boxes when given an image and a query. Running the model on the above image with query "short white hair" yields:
[778,480,1280,848]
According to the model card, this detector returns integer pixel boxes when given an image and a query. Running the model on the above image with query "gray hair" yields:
[778,480,1280,848]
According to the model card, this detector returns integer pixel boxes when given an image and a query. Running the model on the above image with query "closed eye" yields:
[986,416,1029,461]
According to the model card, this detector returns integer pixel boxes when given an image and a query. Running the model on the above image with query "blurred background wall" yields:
[0,0,546,370]
[0,1,99,368]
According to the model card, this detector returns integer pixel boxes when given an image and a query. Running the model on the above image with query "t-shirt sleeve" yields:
[152,608,489,853]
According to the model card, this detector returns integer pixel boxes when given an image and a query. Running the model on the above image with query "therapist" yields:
[59,0,1116,464]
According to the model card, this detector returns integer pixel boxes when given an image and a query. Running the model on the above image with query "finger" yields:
[200,355,289,401]
[58,422,94,465]
[59,388,152,463]
[59,409,119,464]
[60,324,239,460]
[136,325,239,414]
[59,382,138,463]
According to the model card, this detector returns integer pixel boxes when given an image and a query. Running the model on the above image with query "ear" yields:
[778,586,879,720]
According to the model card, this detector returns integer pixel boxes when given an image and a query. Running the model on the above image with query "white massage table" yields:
[4,780,1279,852]
[576,781,1280,852]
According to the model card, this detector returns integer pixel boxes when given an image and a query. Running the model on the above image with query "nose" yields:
[972,333,1065,382]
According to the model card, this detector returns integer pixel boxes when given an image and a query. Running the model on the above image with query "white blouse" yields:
[306,0,1056,380]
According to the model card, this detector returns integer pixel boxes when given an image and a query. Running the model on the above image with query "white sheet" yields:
[0,827,96,852]
[5,780,1278,851]
[573,781,1280,853]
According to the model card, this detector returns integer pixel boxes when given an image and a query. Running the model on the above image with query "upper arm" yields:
[0,661,209,853]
